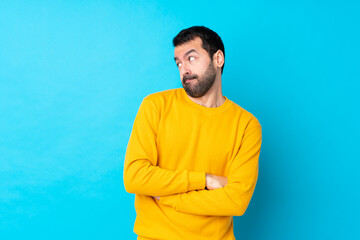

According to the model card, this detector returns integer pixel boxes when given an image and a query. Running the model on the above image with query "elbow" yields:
[227,190,253,216]
[124,175,142,194]
[124,176,136,194]
[233,205,248,216]
[123,167,140,194]
[123,158,144,194]
[227,181,257,216]
[124,159,154,195]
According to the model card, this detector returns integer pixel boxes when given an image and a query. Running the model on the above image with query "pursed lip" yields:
[183,77,196,84]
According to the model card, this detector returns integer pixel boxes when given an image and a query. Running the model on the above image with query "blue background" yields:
[1,0,359,239]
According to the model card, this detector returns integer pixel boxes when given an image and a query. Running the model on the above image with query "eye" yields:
[189,56,195,62]
[177,62,182,68]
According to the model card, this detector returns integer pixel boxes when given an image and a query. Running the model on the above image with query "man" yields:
[124,26,262,240]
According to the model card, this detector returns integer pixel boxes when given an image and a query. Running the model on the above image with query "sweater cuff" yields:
[188,171,206,191]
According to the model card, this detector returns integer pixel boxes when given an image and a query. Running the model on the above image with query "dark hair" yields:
[173,26,225,74]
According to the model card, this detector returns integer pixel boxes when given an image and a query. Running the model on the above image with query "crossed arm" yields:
[157,126,261,216]
[151,173,228,201]
[123,98,261,216]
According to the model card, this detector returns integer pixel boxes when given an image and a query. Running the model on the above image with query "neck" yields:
[187,76,225,108]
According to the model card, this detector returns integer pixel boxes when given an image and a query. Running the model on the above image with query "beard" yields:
[182,62,217,98]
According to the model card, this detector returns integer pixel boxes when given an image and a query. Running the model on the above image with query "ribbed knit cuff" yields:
[188,171,206,191]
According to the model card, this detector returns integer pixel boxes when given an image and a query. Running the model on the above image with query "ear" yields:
[213,50,224,69]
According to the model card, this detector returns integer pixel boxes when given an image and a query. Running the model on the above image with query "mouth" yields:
[183,76,197,84]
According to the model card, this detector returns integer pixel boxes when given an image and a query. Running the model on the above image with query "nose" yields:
[180,62,191,76]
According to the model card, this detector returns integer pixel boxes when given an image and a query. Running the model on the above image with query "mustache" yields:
[182,74,198,82]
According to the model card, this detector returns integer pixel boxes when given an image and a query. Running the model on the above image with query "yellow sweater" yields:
[124,88,262,240]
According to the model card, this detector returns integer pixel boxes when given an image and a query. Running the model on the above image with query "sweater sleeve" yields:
[159,122,262,216]
[123,97,206,196]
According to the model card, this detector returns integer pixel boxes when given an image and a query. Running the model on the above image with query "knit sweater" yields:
[124,88,262,240]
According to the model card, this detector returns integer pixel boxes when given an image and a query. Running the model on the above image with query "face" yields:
[174,37,217,98]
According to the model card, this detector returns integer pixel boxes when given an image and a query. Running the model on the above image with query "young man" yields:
[124,26,262,240]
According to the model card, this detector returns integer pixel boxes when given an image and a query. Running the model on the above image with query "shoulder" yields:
[135,89,178,122]
[143,88,180,102]
[227,99,262,129]
[141,88,181,109]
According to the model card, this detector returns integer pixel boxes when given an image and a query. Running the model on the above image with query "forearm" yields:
[124,159,206,196]
[159,173,258,216]
[159,125,261,216]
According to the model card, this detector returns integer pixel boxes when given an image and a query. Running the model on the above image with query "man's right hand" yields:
[205,173,228,190]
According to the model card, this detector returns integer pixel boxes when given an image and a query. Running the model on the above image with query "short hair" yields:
[173,26,225,73]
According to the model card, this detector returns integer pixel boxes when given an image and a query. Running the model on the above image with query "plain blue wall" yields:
[1,0,359,239]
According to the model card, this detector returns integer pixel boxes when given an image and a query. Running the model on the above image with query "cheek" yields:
[196,62,210,75]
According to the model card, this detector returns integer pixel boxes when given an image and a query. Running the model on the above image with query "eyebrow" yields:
[174,49,198,61]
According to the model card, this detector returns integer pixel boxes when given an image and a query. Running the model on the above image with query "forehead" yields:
[174,37,206,58]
